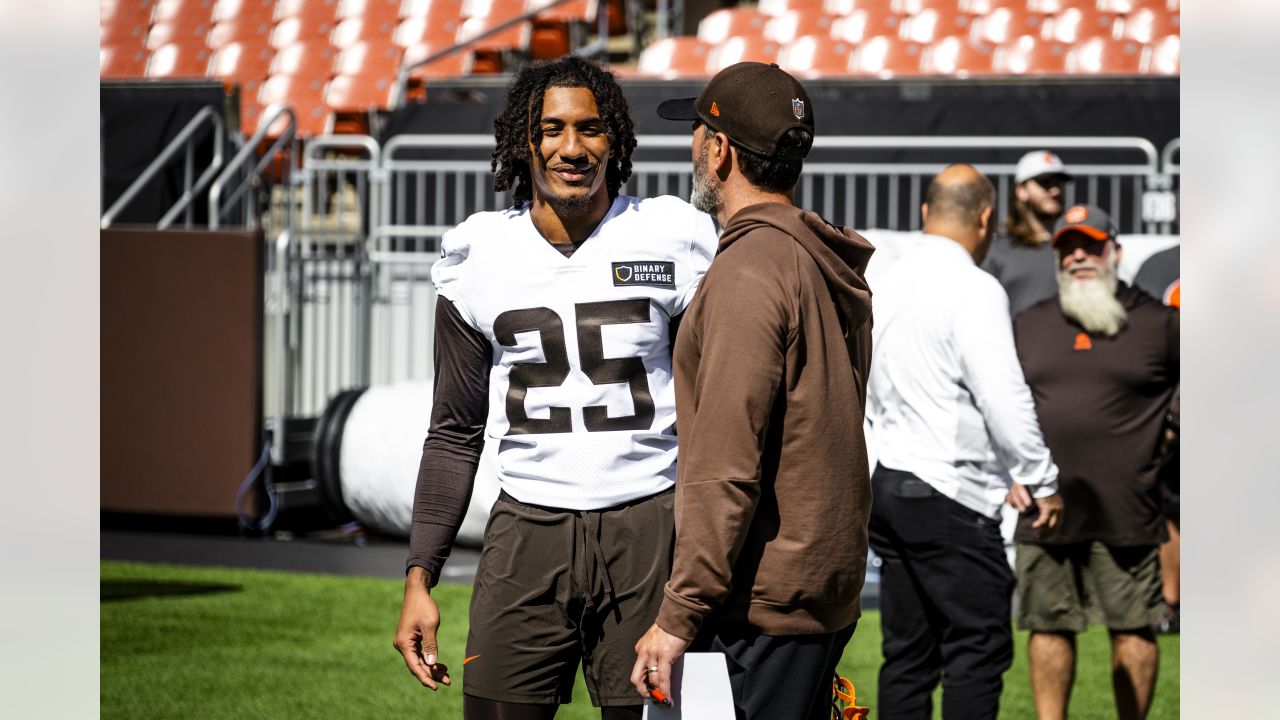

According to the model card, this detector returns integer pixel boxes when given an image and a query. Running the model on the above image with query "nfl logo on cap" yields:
[792,98,805,120]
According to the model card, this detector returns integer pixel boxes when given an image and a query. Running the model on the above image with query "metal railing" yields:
[264,132,1180,420]
[101,105,225,229]
[209,107,299,231]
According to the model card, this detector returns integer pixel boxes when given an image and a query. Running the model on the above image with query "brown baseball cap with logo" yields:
[1052,203,1118,246]
[656,62,815,160]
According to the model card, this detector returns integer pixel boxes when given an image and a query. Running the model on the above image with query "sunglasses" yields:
[1031,174,1071,190]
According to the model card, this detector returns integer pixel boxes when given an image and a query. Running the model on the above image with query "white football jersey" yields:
[432,194,719,510]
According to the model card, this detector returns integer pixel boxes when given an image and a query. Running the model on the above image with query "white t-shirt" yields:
[432,194,719,510]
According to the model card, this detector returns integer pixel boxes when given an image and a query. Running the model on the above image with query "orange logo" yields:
[1164,279,1180,309]
[1064,206,1088,223]
[1043,152,1056,164]
[710,101,720,117]
[464,655,481,666]
[1073,332,1092,351]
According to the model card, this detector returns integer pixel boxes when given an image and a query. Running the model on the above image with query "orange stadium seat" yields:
[848,35,924,77]
[777,34,856,78]
[993,34,1068,73]
[1116,7,1179,44]
[969,6,1043,44]
[403,40,473,79]
[101,44,149,77]
[332,39,402,75]
[146,17,213,50]
[920,35,997,76]
[270,40,338,76]
[1041,6,1117,42]
[335,0,402,21]
[525,0,591,22]
[274,0,340,21]
[823,0,890,15]
[326,73,396,119]
[271,15,338,47]
[206,18,274,48]
[956,0,1006,14]
[889,0,959,13]
[101,18,150,48]
[150,0,215,24]
[330,15,400,47]
[829,8,906,45]
[146,42,214,77]
[707,36,782,72]
[697,8,770,44]
[900,7,973,44]
[1148,33,1178,74]
[208,39,275,78]
[259,74,332,136]
[1067,36,1146,73]
[757,0,827,17]
[211,0,276,23]
[400,0,467,21]
[1026,0,1089,13]
[636,36,713,78]
[523,0,589,58]
[393,16,464,46]
[1096,0,1169,11]
[456,12,531,54]
[764,9,835,44]
[102,0,156,26]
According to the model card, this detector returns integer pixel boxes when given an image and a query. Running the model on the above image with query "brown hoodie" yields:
[657,202,876,640]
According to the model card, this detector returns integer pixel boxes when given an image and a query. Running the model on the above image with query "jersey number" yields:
[493,299,656,434]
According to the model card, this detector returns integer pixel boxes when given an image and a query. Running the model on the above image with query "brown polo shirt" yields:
[1013,284,1178,546]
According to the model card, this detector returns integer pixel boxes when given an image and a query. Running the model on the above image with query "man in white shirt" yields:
[866,163,1064,720]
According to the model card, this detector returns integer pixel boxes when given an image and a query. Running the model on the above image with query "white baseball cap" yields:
[1014,150,1071,184]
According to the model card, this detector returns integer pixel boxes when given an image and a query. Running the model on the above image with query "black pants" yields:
[868,465,1014,720]
[690,619,857,720]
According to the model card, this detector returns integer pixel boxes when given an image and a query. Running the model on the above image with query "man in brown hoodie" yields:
[632,62,876,720]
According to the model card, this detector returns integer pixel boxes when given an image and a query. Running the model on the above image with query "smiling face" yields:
[1055,232,1118,282]
[528,85,612,213]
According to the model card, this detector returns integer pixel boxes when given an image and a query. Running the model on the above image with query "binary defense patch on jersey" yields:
[612,261,676,289]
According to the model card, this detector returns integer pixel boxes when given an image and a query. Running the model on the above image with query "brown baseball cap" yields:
[656,62,815,160]
[1052,204,1117,246]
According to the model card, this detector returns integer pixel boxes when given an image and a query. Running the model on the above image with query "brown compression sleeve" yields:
[405,297,491,585]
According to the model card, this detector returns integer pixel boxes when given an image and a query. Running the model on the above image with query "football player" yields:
[393,56,719,720]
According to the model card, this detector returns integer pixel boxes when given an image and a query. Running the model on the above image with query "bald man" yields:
[866,164,1064,719]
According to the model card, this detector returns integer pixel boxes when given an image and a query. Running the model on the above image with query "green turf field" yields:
[102,560,1178,718]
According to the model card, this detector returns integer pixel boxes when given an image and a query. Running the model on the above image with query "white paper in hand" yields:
[643,652,736,720]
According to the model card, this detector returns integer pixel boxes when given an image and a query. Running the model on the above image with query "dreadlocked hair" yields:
[491,56,637,206]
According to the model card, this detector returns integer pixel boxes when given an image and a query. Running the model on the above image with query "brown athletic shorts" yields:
[462,488,675,706]
[1016,541,1166,633]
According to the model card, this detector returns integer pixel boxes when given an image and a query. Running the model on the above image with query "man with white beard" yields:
[1012,204,1179,720]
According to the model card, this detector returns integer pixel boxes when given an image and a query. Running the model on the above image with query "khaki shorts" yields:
[463,489,674,706]
[1016,541,1166,633]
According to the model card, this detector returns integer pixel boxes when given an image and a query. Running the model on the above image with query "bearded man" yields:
[1012,204,1180,720]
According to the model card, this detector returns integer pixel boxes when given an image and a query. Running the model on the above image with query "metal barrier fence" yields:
[272,133,1180,422]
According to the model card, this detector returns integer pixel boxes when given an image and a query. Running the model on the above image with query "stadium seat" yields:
[146,17,213,51]
[889,0,961,13]
[899,7,973,44]
[1148,33,1178,74]
[274,0,340,21]
[271,15,338,47]
[777,34,856,78]
[919,35,996,76]
[206,18,274,48]
[208,39,275,79]
[146,42,214,77]
[764,9,835,44]
[101,44,149,77]
[829,8,906,45]
[697,8,770,44]
[1067,36,1146,73]
[1116,7,1179,44]
[335,0,402,21]
[102,0,156,27]
[403,39,473,78]
[270,40,338,76]
[848,35,924,77]
[329,16,400,48]
[332,39,402,75]
[460,0,532,49]
[258,74,332,136]
[1096,0,1169,12]
[395,17,461,47]
[101,18,150,48]
[707,36,782,72]
[150,0,215,25]
[400,0,467,22]
[326,73,396,115]
[1026,0,1090,13]
[993,34,1068,73]
[525,0,590,22]
[956,0,1003,14]
[636,36,712,78]
[211,0,275,23]
[822,0,889,15]
[1042,7,1118,42]
[757,0,827,17]
[969,6,1043,45]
